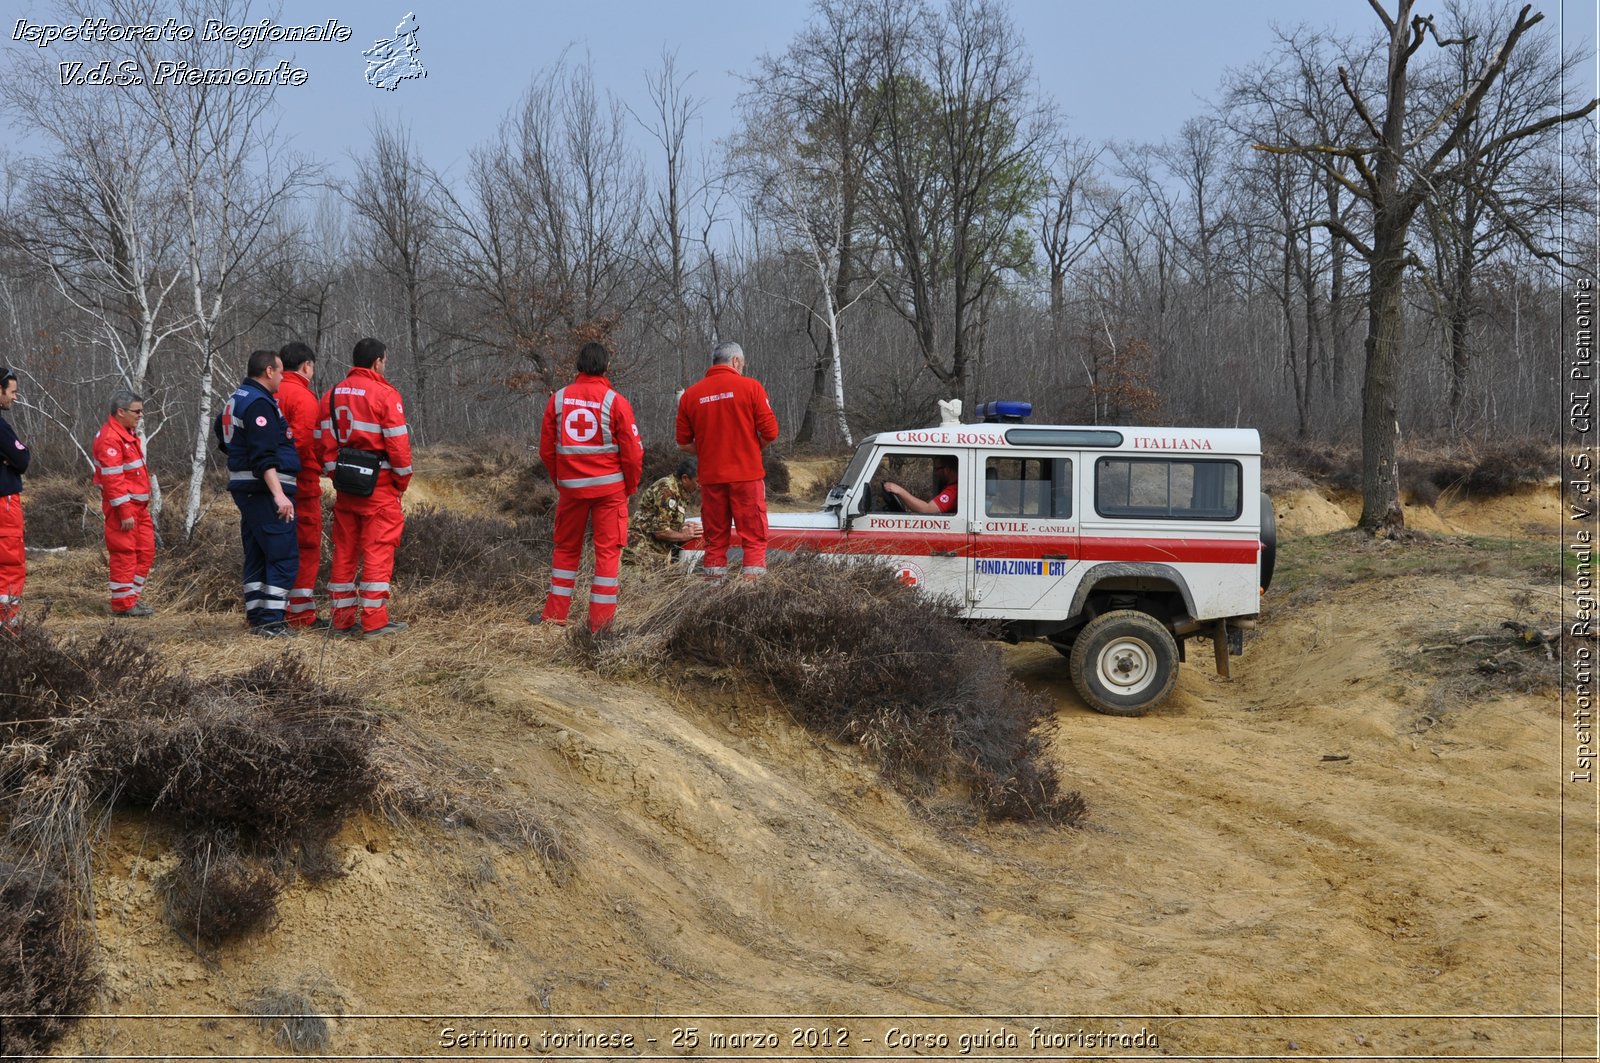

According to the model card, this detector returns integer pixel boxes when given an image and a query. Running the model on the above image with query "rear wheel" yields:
[1068,610,1179,717]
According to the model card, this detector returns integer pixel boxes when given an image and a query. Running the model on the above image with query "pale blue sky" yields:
[4,1,1596,180]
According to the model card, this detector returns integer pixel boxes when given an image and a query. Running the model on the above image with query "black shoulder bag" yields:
[330,395,383,497]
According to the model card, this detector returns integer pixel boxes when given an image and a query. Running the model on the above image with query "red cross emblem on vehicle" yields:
[564,407,599,443]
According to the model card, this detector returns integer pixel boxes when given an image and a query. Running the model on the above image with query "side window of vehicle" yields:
[869,452,960,513]
[1095,458,1241,520]
[985,456,1072,519]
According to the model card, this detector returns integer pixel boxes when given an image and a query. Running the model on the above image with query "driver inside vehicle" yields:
[883,454,959,515]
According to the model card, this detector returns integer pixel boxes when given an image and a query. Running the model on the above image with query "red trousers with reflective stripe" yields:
[329,496,403,632]
[103,503,154,612]
[0,494,23,630]
[700,479,769,575]
[541,491,627,631]
[287,491,323,627]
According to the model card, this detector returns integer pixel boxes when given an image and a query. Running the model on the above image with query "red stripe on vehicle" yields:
[751,528,1257,565]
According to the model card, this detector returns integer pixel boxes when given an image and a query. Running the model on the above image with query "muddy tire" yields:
[1069,610,1179,717]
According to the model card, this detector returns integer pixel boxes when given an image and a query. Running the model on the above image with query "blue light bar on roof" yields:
[978,400,1032,423]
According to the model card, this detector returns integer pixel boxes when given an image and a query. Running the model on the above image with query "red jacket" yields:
[317,366,413,500]
[539,373,643,499]
[675,364,779,484]
[91,416,152,517]
[276,369,323,498]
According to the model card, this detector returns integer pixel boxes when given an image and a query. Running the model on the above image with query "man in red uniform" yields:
[277,342,328,629]
[535,341,643,631]
[318,338,412,638]
[675,341,779,579]
[884,455,959,514]
[0,367,29,633]
[92,389,155,616]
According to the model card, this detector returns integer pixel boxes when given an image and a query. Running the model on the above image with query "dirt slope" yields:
[20,484,1585,1060]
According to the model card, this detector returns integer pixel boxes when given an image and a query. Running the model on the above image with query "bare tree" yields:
[440,55,647,393]
[347,120,446,439]
[1258,0,1596,531]
[1418,0,1593,427]
[1,23,189,472]
[865,0,1050,407]
[634,50,707,386]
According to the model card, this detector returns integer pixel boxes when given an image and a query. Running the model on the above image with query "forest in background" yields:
[0,0,1594,533]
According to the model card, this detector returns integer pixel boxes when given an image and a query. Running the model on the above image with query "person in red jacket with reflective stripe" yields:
[0,367,29,633]
[675,341,779,579]
[91,389,156,616]
[317,337,413,638]
[535,341,643,631]
[277,342,328,629]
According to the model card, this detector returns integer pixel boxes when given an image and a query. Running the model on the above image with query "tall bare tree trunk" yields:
[1361,237,1406,532]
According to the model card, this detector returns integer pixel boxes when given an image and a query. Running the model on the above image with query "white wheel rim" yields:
[1096,636,1157,697]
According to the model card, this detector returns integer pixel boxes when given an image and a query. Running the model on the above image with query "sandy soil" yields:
[17,479,1590,1060]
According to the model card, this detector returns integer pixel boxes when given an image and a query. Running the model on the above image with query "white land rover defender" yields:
[685,402,1276,717]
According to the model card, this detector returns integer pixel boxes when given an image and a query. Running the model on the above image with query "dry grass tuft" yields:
[158,832,283,950]
[369,718,569,868]
[243,973,346,1054]
[0,855,101,1057]
[577,554,1085,824]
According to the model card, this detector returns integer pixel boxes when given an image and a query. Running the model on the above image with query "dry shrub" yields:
[1,629,378,850]
[81,658,379,845]
[639,445,682,490]
[0,626,168,743]
[0,857,100,1058]
[152,500,243,612]
[158,833,282,949]
[1271,439,1363,493]
[393,505,551,612]
[1271,437,1556,502]
[496,461,559,521]
[764,453,791,496]
[19,477,99,550]
[583,555,1085,824]
[802,456,853,505]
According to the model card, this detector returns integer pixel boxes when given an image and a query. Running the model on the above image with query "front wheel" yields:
[1068,610,1179,717]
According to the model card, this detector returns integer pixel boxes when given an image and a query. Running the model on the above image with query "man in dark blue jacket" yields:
[0,366,29,633]
[216,350,300,637]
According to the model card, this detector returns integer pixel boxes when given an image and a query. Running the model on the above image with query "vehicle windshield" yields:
[826,443,877,506]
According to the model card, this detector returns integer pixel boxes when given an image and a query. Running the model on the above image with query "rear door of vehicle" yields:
[968,451,1079,616]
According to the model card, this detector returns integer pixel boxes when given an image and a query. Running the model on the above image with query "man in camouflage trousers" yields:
[626,457,700,565]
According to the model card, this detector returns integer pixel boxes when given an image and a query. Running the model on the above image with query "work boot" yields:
[364,621,409,639]
[251,622,293,639]
[114,603,153,618]
[305,617,332,631]
[328,624,359,638]
[527,614,566,626]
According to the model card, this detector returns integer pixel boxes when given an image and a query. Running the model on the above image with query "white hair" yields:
[711,341,744,365]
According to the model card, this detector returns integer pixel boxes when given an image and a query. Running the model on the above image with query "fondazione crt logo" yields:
[11,13,427,91]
